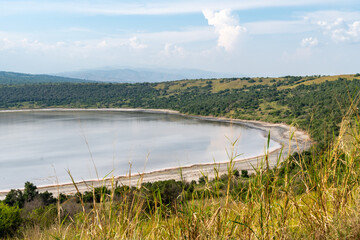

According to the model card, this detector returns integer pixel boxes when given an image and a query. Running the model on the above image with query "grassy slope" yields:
[152,74,360,144]
[2,74,360,239]
[154,74,360,93]
[11,115,360,239]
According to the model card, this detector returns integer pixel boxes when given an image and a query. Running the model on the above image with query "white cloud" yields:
[301,37,318,47]
[304,11,360,43]
[318,18,360,42]
[128,37,147,50]
[203,9,246,51]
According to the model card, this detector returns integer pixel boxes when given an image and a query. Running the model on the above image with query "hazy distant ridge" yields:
[56,68,240,83]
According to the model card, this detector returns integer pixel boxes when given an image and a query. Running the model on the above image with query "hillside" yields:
[0,74,359,145]
[0,71,92,84]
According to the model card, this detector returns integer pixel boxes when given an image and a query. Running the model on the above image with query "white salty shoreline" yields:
[0,108,312,199]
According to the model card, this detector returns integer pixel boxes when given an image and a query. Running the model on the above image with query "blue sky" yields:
[0,0,359,76]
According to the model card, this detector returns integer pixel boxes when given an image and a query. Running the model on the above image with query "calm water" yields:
[0,111,280,190]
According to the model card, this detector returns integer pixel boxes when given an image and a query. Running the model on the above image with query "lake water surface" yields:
[0,111,280,190]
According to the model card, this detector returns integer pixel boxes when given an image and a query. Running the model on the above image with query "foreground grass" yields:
[0,95,358,239]
[4,110,357,239]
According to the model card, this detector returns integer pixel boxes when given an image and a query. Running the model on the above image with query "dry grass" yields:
[154,74,360,95]
[11,102,360,240]
[279,74,360,90]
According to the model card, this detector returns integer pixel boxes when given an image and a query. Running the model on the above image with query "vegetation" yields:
[0,74,359,145]
[1,112,360,239]
[0,71,91,85]
[0,203,21,238]
[1,74,360,238]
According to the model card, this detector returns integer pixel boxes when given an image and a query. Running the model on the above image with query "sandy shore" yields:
[0,108,312,199]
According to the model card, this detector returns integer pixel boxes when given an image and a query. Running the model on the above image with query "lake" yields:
[0,110,280,190]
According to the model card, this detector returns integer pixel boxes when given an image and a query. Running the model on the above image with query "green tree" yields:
[4,189,24,208]
[0,202,22,237]
[23,182,38,202]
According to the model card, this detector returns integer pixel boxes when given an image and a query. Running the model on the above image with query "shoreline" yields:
[0,108,312,199]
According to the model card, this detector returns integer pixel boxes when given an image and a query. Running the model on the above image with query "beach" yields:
[0,108,312,199]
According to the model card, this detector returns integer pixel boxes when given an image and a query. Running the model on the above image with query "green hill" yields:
[0,71,92,84]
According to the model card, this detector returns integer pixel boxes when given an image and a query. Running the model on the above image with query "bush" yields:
[0,202,22,237]
[4,189,24,208]
[25,205,57,229]
[241,170,249,178]
[23,181,38,202]
[38,191,56,206]
[82,186,110,203]
[143,180,184,207]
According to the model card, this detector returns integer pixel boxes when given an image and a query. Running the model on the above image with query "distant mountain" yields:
[55,68,241,83]
[0,71,92,85]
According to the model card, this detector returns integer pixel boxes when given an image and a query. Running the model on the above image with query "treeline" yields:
[0,78,359,144]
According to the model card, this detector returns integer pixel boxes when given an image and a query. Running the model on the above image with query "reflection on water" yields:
[0,111,280,190]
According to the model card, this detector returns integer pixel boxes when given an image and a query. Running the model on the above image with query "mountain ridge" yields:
[55,67,241,83]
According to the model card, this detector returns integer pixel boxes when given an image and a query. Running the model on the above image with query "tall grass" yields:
[13,110,360,239]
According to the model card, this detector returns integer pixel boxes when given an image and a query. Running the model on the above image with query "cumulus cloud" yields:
[128,37,147,49]
[317,18,360,42]
[300,37,318,47]
[203,9,246,51]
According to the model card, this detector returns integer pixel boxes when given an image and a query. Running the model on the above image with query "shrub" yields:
[241,170,249,178]
[0,202,22,237]
[143,180,184,207]
[38,191,56,206]
[23,182,38,202]
[198,176,208,184]
[4,189,24,208]
[25,205,57,229]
